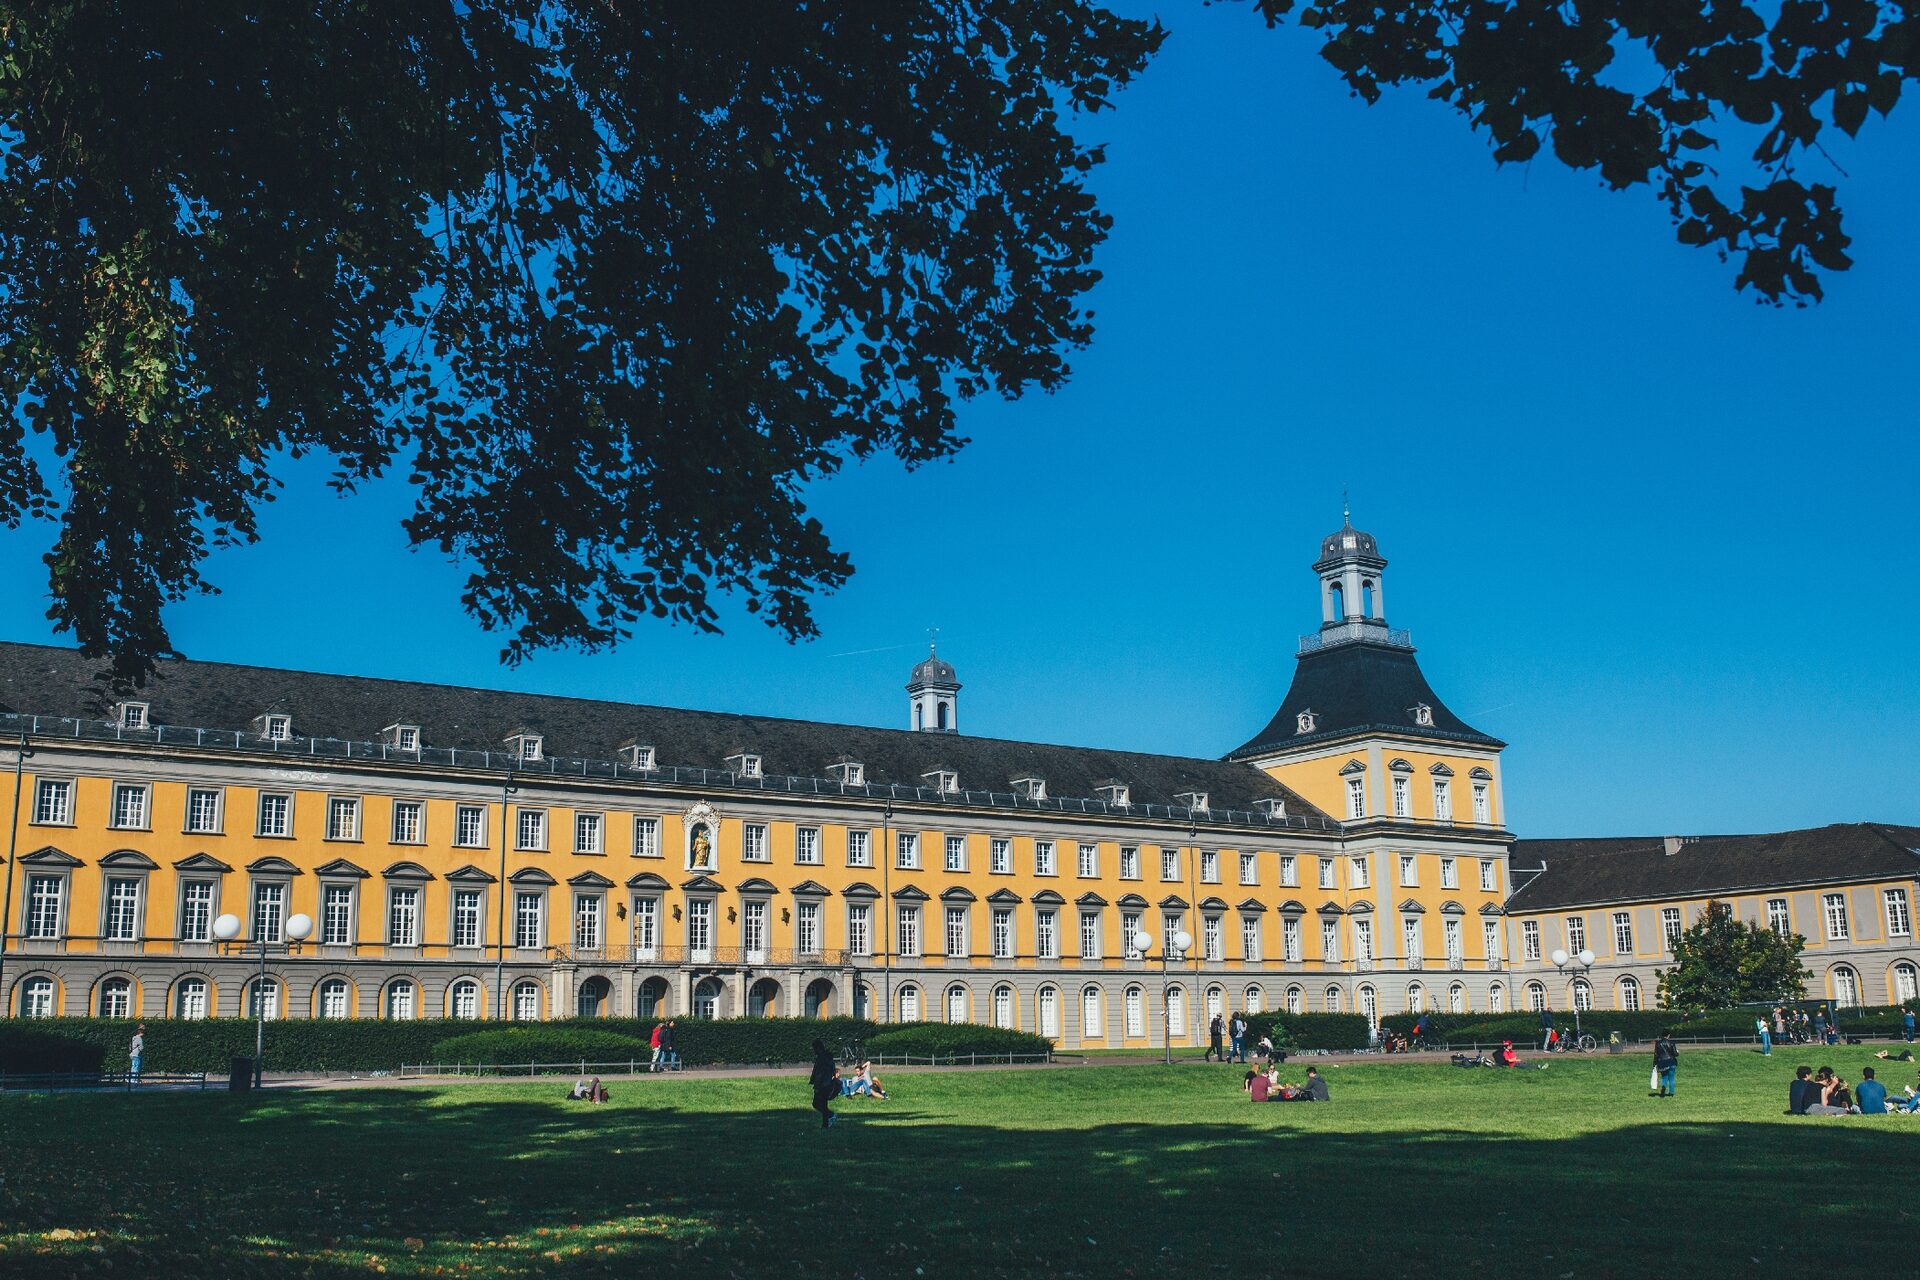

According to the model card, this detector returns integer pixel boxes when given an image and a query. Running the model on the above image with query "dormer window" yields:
[1175,790,1209,814]
[1094,780,1131,807]
[1011,775,1047,801]
[383,723,421,751]
[1253,797,1287,820]
[827,759,865,787]
[619,742,657,769]
[505,730,544,762]
[1296,709,1316,735]
[260,713,293,742]
[726,752,763,780]
[1411,703,1434,727]
[923,769,959,795]
[118,702,150,730]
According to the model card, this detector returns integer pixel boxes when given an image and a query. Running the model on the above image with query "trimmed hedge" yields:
[0,1026,108,1074]
[1243,1012,1372,1051]
[1377,1003,1920,1046]
[862,1024,1052,1060]
[431,1028,650,1066]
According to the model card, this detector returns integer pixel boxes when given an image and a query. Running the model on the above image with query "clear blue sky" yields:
[2,6,1915,837]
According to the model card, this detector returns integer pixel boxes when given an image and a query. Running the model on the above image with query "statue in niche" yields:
[689,824,714,870]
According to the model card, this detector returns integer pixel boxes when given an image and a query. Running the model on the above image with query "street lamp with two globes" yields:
[1132,925,1191,1065]
[1551,946,1596,1044]
[214,909,313,1087]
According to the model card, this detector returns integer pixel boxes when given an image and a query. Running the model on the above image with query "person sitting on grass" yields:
[1856,1066,1888,1115]
[1302,1066,1329,1102]
[1249,1069,1272,1103]
[1804,1067,1850,1116]
[569,1078,589,1100]
[1499,1040,1520,1068]
[1788,1065,1817,1115]
[587,1077,610,1105]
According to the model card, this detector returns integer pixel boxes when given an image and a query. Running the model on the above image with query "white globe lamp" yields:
[1172,929,1192,953]
[213,912,243,942]
[1550,948,1569,967]
[1577,949,1595,968]
[286,913,314,942]
[1131,930,1154,955]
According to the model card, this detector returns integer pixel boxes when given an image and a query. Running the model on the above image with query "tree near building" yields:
[1655,900,1811,1011]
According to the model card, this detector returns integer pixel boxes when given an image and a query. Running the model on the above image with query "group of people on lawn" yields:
[1243,1064,1329,1103]
[1788,1062,1920,1116]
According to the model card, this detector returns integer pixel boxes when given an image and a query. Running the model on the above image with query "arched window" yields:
[804,978,834,1019]
[1038,985,1059,1038]
[1572,977,1593,1011]
[899,984,922,1023]
[318,978,351,1019]
[1082,986,1103,1039]
[513,980,543,1021]
[638,977,669,1019]
[693,977,723,1019]
[1330,581,1346,621]
[1618,976,1641,1011]
[1361,579,1376,618]
[1205,985,1224,1023]
[1358,984,1378,1026]
[577,976,611,1018]
[1167,985,1187,1037]
[20,975,56,1018]
[97,976,134,1019]
[1488,983,1506,1013]
[946,984,968,1024]
[992,984,1014,1029]
[1406,982,1426,1013]
[385,980,417,1021]
[1324,985,1343,1013]
[1244,985,1263,1015]
[1833,965,1861,1008]
[1525,981,1547,1012]
[748,978,780,1017]
[247,977,281,1021]
[175,977,209,1020]
[1124,985,1145,1038]
[1285,985,1303,1015]
[1448,983,1466,1014]
[1894,961,1919,1004]
[937,702,950,730]
[449,979,481,1019]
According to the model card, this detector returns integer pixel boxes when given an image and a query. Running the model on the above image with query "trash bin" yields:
[1607,1031,1623,1055]
[229,1057,256,1092]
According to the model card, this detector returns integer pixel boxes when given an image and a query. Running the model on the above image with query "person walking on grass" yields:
[809,1039,840,1129]
[1904,1007,1915,1044]
[1756,1015,1772,1056]
[1206,1014,1226,1063]
[128,1023,145,1084]
[1230,1014,1248,1064]
[1652,1032,1679,1097]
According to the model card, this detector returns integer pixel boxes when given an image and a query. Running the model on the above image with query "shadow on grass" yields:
[3,1083,1913,1278]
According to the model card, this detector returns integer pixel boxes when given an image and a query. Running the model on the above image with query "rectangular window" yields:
[795,901,820,955]
[631,815,661,858]
[325,796,360,841]
[848,829,872,867]
[257,792,292,838]
[575,812,606,855]
[1433,780,1452,822]
[111,783,150,830]
[316,883,353,946]
[1566,915,1587,953]
[1764,899,1788,934]
[574,894,602,950]
[516,808,546,851]
[387,886,420,947]
[1353,916,1374,961]
[898,905,920,958]
[252,881,285,943]
[1823,893,1850,941]
[1472,782,1490,823]
[104,878,140,941]
[1480,860,1497,892]
[1161,848,1180,881]
[1321,917,1339,963]
[896,832,920,870]
[741,822,768,862]
[1242,915,1262,962]
[1402,917,1422,965]
[1163,913,1186,956]
[1445,918,1462,963]
[687,899,714,953]
[743,900,767,955]
[947,907,970,956]
[1239,853,1258,886]
[1391,775,1410,818]
[1037,909,1058,959]
[1203,915,1222,962]
[1122,912,1143,959]
[1399,855,1418,886]
[1351,855,1371,889]
[1886,889,1912,938]
[848,903,872,957]
[1483,919,1501,961]
[1078,844,1098,878]
[633,897,659,955]
[1200,851,1219,884]
[991,908,1014,959]
[1080,911,1101,958]
[453,889,482,949]
[1120,846,1140,879]
[1440,858,1458,890]
[1283,916,1302,962]
[26,876,63,938]
[990,838,1011,874]
[264,714,292,742]
[797,826,822,865]
[391,800,425,845]
[1612,911,1634,955]
[1346,777,1365,819]
[455,804,487,848]
[1522,919,1541,961]
[514,892,544,949]
[945,835,966,872]
[1318,858,1336,890]
[1280,855,1298,888]
[179,881,214,942]
[32,779,72,825]
[1034,841,1056,876]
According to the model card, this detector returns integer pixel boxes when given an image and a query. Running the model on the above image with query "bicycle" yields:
[838,1039,865,1067]
[1547,1032,1598,1053]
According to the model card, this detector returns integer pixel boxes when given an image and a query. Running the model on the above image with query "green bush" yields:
[431,1027,649,1067]
[1242,1012,1371,1051]
[1373,1004,1919,1046]
[862,1023,1052,1060]
[0,1026,108,1075]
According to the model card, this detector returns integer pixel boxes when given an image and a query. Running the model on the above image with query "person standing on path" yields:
[1230,1014,1247,1064]
[1756,1015,1771,1056]
[809,1039,839,1129]
[128,1024,145,1083]
[1206,1014,1225,1063]
[1904,1007,1915,1043]
[648,1022,664,1072]
[661,1020,679,1071]
[1539,1007,1555,1053]
[1652,1033,1679,1097]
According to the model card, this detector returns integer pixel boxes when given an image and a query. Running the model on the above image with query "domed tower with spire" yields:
[907,641,960,733]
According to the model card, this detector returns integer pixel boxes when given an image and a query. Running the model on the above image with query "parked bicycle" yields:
[1547,1031,1599,1053]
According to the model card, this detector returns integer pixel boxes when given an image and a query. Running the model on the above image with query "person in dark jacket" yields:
[1206,1014,1225,1063]
[1303,1066,1330,1102]
[1652,1033,1679,1097]
[809,1039,840,1129]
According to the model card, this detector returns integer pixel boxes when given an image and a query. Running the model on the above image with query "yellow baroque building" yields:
[0,520,1518,1042]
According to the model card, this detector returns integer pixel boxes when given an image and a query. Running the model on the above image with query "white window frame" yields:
[386,885,421,947]
[795,900,821,956]
[1664,905,1686,944]
[257,792,293,838]
[320,883,357,946]
[455,803,488,848]
[1280,855,1298,888]
[1161,848,1180,881]
[1080,911,1101,959]
[847,829,873,868]
[1472,782,1490,823]
[897,904,921,958]
[1823,893,1849,941]
[1398,854,1417,887]
[1078,843,1099,879]
[945,835,967,872]
[32,778,73,826]
[796,826,822,865]
[179,880,215,943]
[1764,899,1789,934]
[513,891,545,950]
[1522,919,1541,961]
[991,908,1014,959]
[990,838,1012,875]
[1612,911,1634,955]
[1432,779,1452,822]
[1199,850,1219,884]
[1242,915,1262,962]
[24,874,65,939]
[1346,777,1365,819]
[1391,775,1410,818]
[896,832,920,870]
[633,815,661,858]
[1566,915,1587,954]
[1120,846,1140,879]
[452,888,483,949]
[1884,888,1912,939]
[515,807,547,852]
[110,782,151,831]
[391,799,425,845]
[103,876,142,942]
[1036,908,1058,959]
[1034,841,1056,876]
[1351,855,1371,888]
[947,906,970,956]
[740,822,769,862]
[847,902,872,957]
[575,811,606,855]
[1239,853,1258,886]
[251,880,286,943]
[325,795,361,841]
[1440,858,1458,890]
[1479,859,1497,892]
[574,893,603,951]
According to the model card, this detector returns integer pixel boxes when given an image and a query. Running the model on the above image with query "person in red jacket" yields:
[649,1022,665,1072]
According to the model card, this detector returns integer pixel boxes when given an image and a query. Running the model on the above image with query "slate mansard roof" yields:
[1504,824,1920,913]
[1227,637,1503,760]
[0,642,1328,822]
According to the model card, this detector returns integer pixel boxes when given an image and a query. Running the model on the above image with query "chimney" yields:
[1663,836,1683,856]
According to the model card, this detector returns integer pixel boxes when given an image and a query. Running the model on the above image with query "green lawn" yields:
[4,1049,1916,1278]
